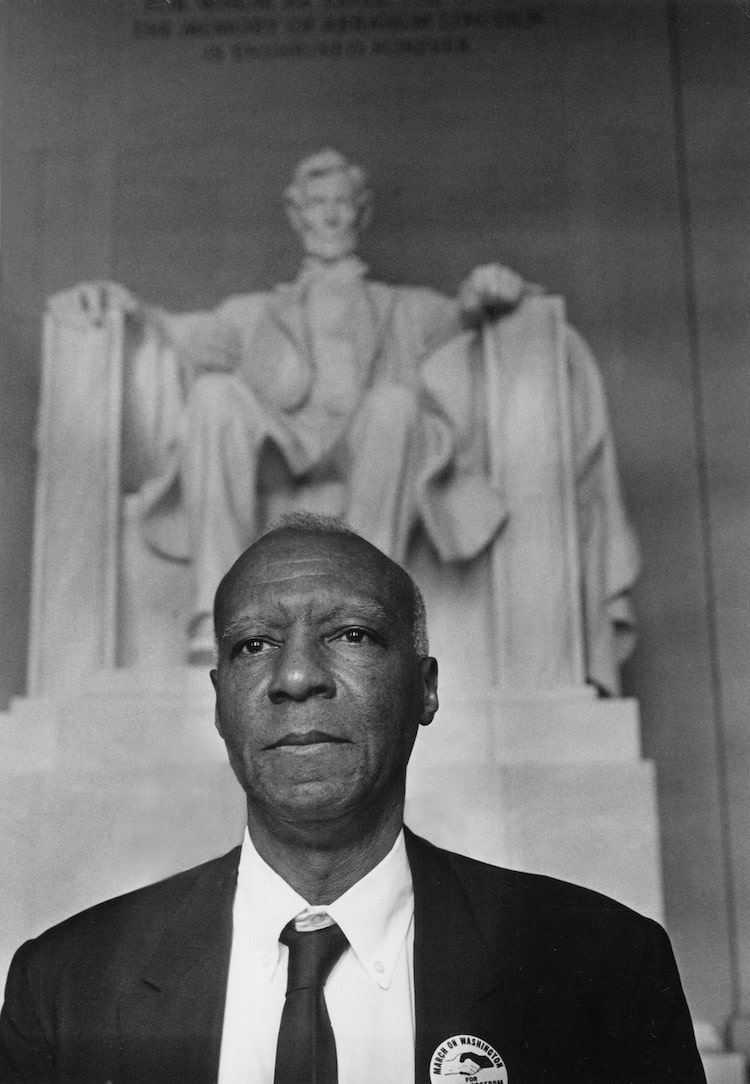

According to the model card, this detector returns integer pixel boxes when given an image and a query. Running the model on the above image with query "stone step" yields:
[2,672,642,767]
[0,681,657,1005]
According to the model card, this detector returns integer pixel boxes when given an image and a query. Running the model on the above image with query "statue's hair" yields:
[217,511,429,657]
[284,148,372,216]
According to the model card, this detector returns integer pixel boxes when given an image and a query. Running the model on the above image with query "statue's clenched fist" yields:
[457,263,532,323]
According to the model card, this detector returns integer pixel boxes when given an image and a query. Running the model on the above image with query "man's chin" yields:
[277,778,355,814]
[256,774,368,829]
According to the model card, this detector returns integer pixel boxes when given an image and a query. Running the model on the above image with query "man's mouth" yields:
[266,730,349,750]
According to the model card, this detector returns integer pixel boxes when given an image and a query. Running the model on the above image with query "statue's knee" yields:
[189,373,242,413]
[365,383,419,425]
[187,374,260,432]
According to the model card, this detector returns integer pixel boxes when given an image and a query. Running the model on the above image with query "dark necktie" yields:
[273,918,349,1084]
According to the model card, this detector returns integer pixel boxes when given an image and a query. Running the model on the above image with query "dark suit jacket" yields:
[0,830,705,1083]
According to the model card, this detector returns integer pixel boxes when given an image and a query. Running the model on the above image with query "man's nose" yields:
[268,636,336,703]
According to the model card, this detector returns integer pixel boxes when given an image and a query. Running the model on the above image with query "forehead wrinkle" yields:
[219,599,291,644]
[219,594,397,644]
[318,598,395,628]
[248,554,350,587]
[217,531,416,637]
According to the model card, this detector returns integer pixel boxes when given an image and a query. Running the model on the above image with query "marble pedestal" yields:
[1,672,734,1079]
[0,673,654,971]
[407,688,662,920]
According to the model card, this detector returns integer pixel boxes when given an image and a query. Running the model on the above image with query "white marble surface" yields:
[0,673,655,984]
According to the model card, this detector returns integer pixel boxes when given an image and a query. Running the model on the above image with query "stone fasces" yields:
[482,298,585,687]
[29,293,124,694]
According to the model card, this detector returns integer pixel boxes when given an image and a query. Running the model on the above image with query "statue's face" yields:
[292,170,360,261]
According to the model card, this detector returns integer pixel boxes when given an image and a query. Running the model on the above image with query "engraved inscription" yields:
[132,0,546,63]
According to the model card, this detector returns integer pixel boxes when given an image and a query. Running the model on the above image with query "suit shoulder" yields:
[14,847,241,974]
[408,831,663,936]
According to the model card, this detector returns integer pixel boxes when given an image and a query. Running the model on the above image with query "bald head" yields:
[214,518,428,657]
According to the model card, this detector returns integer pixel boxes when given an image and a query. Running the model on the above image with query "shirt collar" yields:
[235,827,413,991]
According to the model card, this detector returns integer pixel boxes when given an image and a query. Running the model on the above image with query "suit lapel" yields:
[406,830,533,1084]
[117,849,240,1083]
[113,833,538,1082]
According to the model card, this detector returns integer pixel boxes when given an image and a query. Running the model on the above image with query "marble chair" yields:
[31,287,595,700]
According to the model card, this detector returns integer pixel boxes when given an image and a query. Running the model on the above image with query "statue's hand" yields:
[75,281,140,326]
[457,263,528,322]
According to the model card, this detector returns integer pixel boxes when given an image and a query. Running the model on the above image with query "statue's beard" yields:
[301,228,359,263]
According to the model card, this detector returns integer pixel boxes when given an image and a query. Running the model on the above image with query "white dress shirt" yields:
[217,828,416,1084]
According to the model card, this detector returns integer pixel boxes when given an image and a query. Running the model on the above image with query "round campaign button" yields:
[429,1034,508,1083]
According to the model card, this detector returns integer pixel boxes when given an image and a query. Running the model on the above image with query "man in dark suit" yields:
[0,516,705,1083]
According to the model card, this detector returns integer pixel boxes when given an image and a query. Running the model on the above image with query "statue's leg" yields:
[181,373,268,651]
[343,383,420,563]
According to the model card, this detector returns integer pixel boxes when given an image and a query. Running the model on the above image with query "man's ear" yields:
[419,656,439,727]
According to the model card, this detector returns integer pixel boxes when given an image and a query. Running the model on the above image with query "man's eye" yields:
[236,638,272,656]
[332,628,377,646]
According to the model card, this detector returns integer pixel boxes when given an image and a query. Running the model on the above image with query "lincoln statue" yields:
[75,149,639,689]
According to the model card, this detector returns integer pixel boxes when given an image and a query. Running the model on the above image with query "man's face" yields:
[289,170,360,262]
[211,531,438,833]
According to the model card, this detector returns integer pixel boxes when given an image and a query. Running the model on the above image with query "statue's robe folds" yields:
[126,274,638,692]
[134,275,508,608]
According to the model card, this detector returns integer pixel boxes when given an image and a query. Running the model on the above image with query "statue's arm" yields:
[395,286,463,356]
[150,292,271,377]
[63,282,269,377]
[399,264,545,359]
[158,309,239,376]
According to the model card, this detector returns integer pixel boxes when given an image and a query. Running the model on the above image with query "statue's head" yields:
[284,149,373,262]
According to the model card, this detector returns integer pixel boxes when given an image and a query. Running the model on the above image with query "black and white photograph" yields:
[0,1,748,1080]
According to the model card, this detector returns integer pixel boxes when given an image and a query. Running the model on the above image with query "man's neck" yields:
[245,805,403,904]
